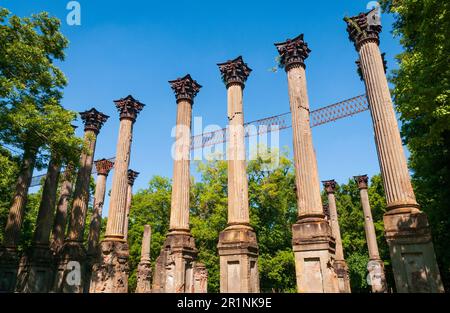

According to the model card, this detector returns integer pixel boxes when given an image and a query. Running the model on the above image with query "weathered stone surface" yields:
[193,263,208,293]
[153,233,198,293]
[346,10,444,293]
[89,240,129,293]
[0,247,19,292]
[292,218,338,293]
[15,244,55,293]
[217,226,259,293]
[53,240,87,293]
[135,225,152,293]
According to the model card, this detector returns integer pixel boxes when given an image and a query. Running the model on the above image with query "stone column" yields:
[274,34,337,293]
[153,74,204,293]
[0,141,38,292]
[54,108,108,293]
[50,164,75,253]
[323,180,351,293]
[354,175,387,293]
[16,152,62,292]
[123,169,138,241]
[87,159,114,256]
[84,159,114,293]
[216,56,259,293]
[90,95,144,293]
[345,10,444,293]
[135,225,152,293]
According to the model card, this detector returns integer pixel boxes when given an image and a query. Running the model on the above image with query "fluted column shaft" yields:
[327,192,344,261]
[33,154,61,245]
[87,173,107,254]
[169,100,192,231]
[51,165,73,251]
[4,144,37,248]
[67,129,97,241]
[287,65,323,217]
[359,41,417,210]
[359,187,380,260]
[227,84,250,225]
[141,225,151,262]
[105,118,133,240]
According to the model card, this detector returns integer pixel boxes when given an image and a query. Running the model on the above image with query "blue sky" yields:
[3,0,405,216]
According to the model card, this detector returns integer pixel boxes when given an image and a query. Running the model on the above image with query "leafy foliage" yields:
[381,0,450,290]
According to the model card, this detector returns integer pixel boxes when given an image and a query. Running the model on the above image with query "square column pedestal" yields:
[53,241,87,293]
[153,232,200,293]
[89,240,129,293]
[292,218,338,293]
[15,244,55,292]
[217,225,259,293]
[0,247,19,292]
[384,208,444,292]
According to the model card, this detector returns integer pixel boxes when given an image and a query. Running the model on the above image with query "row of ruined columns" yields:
[0,8,445,293]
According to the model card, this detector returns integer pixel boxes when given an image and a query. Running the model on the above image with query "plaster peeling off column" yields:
[275,34,337,293]
[345,9,444,293]
[87,159,114,256]
[217,56,259,293]
[67,108,109,242]
[124,169,139,241]
[354,175,387,293]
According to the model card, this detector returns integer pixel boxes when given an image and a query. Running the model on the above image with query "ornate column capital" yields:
[95,158,114,176]
[169,74,202,104]
[113,95,145,122]
[322,180,337,194]
[127,169,139,186]
[79,108,109,134]
[274,34,311,71]
[354,175,369,190]
[217,56,252,89]
[344,9,382,51]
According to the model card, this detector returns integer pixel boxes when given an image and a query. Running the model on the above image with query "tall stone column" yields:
[345,10,444,293]
[50,163,75,253]
[354,175,387,293]
[0,142,38,292]
[90,95,144,293]
[323,180,351,293]
[135,225,152,293]
[87,159,114,256]
[16,152,62,292]
[123,169,138,241]
[54,108,108,293]
[216,56,259,293]
[153,74,205,293]
[274,34,337,293]
[84,159,114,293]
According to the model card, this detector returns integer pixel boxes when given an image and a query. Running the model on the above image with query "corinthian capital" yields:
[274,34,311,71]
[217,56,252,89]
[169,74,202,104]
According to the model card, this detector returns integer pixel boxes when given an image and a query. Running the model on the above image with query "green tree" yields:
[380,0,450,289]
